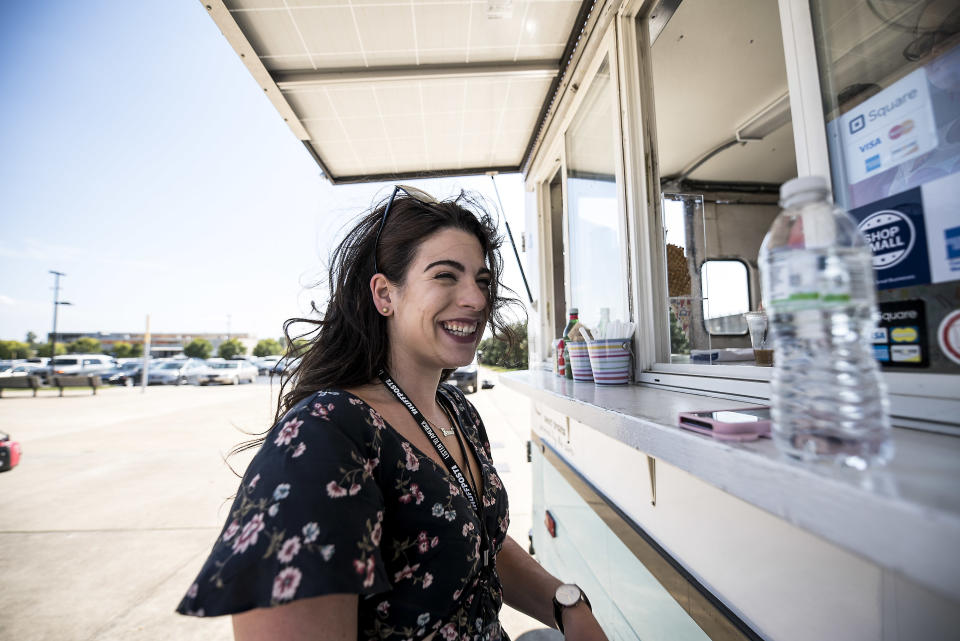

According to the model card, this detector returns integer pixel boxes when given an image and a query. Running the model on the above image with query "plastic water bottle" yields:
[759,176,893,469]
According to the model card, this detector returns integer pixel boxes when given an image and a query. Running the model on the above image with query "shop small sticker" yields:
[938,309,960,366]
[858,209,916,269]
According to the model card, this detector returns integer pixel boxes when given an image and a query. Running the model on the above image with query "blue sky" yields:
[0,1,528,344]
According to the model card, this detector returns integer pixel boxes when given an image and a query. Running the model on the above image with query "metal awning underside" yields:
[205,0,591,184]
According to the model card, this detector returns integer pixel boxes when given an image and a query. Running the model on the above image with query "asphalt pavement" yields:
[0,369,545,641]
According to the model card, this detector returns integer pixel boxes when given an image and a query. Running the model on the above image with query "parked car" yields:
[148,359,208,385]
[0,363,45,378]
[0,431,22,472]
[256,355,282,375]
[0,360,23,372]
[46,354,116,381]
[204,360,258,385]
[448,355,479,394]
[269,357,301,376]
[104,362,143,386]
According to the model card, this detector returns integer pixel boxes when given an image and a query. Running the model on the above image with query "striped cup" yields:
[566,341,593,381]
[586,339,631,385]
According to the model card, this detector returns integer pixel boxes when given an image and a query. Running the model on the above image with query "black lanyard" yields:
[378,370,491,568]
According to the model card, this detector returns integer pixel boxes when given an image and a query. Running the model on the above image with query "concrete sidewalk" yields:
[0,372,546,640]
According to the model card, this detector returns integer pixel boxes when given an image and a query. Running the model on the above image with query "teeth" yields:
[442,321,476,336]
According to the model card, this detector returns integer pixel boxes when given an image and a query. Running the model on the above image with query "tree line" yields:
[477,321,528,370]
[0,333,293,361]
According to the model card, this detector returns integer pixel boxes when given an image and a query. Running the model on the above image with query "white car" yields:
[148,359,209,385]
[204,360,258,385]
[0,363,46,378]
[47,354,117,379]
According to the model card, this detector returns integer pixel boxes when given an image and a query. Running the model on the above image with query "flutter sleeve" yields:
[177,393,390,617]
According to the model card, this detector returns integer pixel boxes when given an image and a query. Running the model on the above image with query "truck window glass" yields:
[811,0,960,375]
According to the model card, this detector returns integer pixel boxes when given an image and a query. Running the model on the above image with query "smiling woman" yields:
[177,189,608,641]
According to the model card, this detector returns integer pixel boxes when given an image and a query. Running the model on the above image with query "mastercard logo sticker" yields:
[891,326,918,343]
[889,119,915,140]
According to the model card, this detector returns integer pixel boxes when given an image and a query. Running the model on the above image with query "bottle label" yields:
[767,252,857,310]
[768,253,820,309]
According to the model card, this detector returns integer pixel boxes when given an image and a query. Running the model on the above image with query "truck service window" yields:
[649,0,795,364]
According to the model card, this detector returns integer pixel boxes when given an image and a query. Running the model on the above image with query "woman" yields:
[177,187,608,641]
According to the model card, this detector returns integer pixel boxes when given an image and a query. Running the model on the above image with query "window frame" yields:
[561,45,632,333]
[527,27,633,365]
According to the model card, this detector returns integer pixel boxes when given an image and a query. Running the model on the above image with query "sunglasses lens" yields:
[398,185,438,204]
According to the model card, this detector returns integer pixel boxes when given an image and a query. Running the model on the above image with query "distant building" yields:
[47,331,255,358]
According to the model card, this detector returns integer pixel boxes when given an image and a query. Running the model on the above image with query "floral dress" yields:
[177,384,511,641]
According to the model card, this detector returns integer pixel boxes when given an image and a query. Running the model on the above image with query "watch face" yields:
[555,584,581,607]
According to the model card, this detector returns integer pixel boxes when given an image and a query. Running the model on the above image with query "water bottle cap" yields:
[779,176,830,207]
[569,308,578,315]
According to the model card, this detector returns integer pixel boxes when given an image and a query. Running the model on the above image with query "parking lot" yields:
[0,370,540,641]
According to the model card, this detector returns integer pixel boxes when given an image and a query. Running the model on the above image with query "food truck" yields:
[204,0,960,638]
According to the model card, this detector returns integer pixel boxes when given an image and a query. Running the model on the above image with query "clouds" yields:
[0,295,16,306]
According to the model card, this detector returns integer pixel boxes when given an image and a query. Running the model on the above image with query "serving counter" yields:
[501,369,960,641]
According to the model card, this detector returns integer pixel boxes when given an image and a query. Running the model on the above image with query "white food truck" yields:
[204,1,960,639]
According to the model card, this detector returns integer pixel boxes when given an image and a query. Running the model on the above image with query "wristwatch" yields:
[552,583,591,633]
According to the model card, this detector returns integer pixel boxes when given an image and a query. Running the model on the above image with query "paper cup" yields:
[586,339,631,385]
[566,341,593,381]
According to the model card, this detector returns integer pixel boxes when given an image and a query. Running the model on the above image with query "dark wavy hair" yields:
[232,189,521,456]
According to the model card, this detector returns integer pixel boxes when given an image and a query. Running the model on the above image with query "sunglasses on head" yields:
[373,184,440,275]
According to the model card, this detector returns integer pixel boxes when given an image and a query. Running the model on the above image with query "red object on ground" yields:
[0,432,21,472]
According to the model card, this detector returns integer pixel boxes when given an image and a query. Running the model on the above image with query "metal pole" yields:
[49,270,65,359]
[141,314,151,392]
[489,175,534,304]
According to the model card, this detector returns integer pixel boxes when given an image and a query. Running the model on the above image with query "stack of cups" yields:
[586,339,631,385]
[566,341,593,381]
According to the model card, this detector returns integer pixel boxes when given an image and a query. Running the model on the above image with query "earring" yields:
[382,307,389,314]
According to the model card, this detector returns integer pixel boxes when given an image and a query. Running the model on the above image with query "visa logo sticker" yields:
[891,345,921,363]
[859,138,882,152]
[871,328,888,343]
[891,326,919,343]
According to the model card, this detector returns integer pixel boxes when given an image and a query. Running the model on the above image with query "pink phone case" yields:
[678,407,772,441]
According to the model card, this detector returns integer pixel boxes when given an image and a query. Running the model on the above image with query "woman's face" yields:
[387,227,491,372]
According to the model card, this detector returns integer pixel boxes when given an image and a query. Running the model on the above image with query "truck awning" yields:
[203,0,593,184]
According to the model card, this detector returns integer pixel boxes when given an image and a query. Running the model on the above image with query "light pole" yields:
[49,270,73,359]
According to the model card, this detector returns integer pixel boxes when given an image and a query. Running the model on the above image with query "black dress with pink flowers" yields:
[176,385,511,641]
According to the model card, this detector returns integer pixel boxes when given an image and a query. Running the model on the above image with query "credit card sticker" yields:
[891,345,922,362]
[891,326,919,343]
